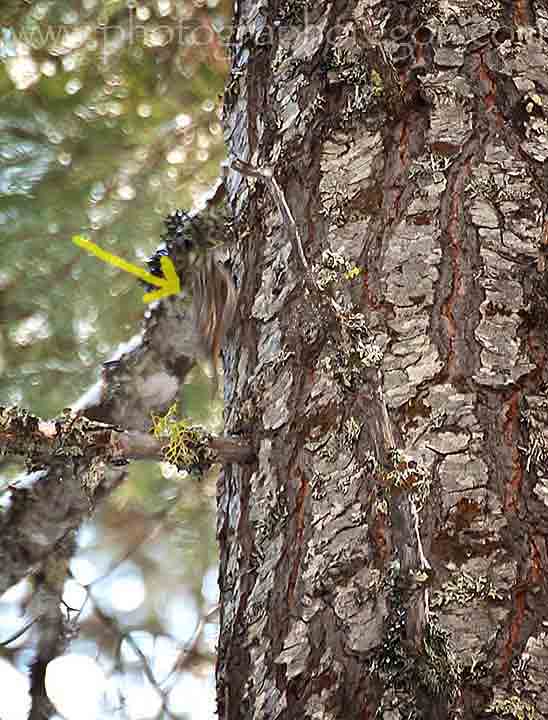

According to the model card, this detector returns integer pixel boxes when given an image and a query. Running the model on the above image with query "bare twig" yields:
[230,156,311,277]
[163,604,219,689]
[0,616,38,647]
[0,405,254,473]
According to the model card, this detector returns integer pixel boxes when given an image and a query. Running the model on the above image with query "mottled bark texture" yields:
[218,1,548,718]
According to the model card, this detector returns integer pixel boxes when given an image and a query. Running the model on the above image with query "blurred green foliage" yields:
[0,0,230,417]
[0,2,231,714]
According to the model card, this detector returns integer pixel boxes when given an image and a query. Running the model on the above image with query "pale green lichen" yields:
[344,265,362,280]
[485,695,536,720]
[326,44,386,117]
[431,571,505,609]
[344,416,362,444]
[314,249,362,291]
[370,69,384,96]
[382,448,431,511]
[151,403,210,472]
[312,250,384,392]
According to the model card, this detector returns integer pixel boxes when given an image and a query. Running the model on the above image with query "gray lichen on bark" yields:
[218,0,548,717]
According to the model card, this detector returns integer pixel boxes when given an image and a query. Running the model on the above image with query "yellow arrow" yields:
[72,235,181,303]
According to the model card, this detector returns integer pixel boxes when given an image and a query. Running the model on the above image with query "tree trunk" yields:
[217,1,548,718]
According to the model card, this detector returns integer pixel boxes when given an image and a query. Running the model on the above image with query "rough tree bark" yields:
[218,1,548,718]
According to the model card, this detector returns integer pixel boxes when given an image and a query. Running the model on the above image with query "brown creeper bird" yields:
[191,251,237,394]
[148,201,237,394]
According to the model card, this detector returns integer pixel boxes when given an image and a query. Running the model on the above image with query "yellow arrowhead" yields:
[72,235,181,303]
[142,254,181,302]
